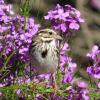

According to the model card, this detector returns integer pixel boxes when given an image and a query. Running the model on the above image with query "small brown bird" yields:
[29,29,62,89]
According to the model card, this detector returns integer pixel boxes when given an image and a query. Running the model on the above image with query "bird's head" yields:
[37,29,63,42]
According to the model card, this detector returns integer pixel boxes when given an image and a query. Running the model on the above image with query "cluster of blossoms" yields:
[66,81,89,100]
[0,0,40,65]
[0,0,93,100]
[60,43,89,99]
[87,45,100,81]
[44,4,84,34]
[60,43,77,83]
[0,0,40,89]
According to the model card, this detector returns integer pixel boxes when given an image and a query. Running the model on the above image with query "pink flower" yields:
[98,82,100,88]
[69,21,80,30]
[77,81,87,88]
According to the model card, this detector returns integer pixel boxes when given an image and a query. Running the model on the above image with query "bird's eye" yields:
[48,32,52,35]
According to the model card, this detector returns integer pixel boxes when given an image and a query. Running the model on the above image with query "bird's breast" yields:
[30,41,59,74]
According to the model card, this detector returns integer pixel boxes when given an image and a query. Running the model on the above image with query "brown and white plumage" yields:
[29,29,62,76]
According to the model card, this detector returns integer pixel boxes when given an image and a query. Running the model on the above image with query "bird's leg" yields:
[29,63,39,86]
[51,73,58,94]
[31,73,39,84]
[29,63,32,81]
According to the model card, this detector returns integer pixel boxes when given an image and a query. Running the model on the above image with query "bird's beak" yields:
[56,35,63,40]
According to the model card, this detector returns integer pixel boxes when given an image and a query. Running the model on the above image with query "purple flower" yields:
[69,21,80,30]
[44,10,54,20]
[82,89,89,100]
[67,62,77,73]
[98,82,100,88]
[87,45,100,60]
[87,66,100,79]
[60,43,70,70]
[77,81,87,88]
[16,89,21,95]
[60,43,77,84]
[54,7,69,21]
[0,1,40,78]
[0,0,4,4]
[63,61,77,83]
[0,15,40,62]
[44,4,84,34]
[66,86,89,100]
[86,45,100,79]
[63,73,73,83]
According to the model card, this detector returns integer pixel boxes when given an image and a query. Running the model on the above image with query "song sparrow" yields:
[29,29,62,77]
